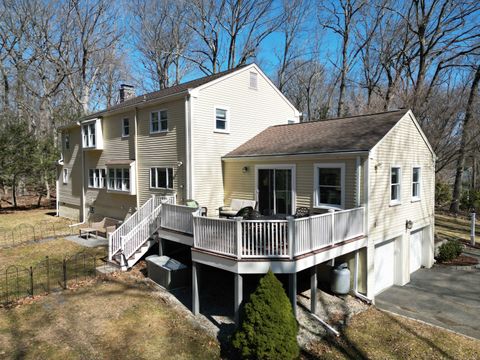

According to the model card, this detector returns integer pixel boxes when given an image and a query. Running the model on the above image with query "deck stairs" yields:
[108,195,175,270]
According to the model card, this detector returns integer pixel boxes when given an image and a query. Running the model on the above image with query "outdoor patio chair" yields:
[219,199,257,217]
[294,207,311,218]
[185,199,207,216]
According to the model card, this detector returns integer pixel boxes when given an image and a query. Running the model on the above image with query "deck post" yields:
[287,216,295,259]
[288,272,297,318]
[233,217,243,259]
[158,237,164,256]
[310,266,317,314]
[234,273,243,326]
[192,261,200,316]
[353,250,359,293]
[329,209,335,245]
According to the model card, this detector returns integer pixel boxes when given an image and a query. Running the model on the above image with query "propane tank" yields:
[331,262,351,295]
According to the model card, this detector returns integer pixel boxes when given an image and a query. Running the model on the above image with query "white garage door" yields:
[374,240,395,295]
[410,229,423,273]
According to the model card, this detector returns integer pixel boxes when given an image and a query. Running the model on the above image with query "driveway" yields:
[375,266,480,339]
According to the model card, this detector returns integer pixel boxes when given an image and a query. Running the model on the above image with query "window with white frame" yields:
[82,122,96,147]
[249,72,258,89]
[412,167,421,200]
[107,168,130,191]
[63,168,69,184]
[214,107,229,132]
[122,118,130,137]
[150,167,174,189]
[88,169,106,189]
[390,166,401,204]
[314,164,345,208]
[150,110,168,133]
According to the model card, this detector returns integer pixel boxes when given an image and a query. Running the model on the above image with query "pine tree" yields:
[232,270,299,359]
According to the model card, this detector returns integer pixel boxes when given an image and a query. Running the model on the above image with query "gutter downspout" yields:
[81,137,86,222]
[134,107,140,210]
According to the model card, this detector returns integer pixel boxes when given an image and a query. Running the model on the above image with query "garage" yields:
[374,239,396,295]
[409,229,424,273]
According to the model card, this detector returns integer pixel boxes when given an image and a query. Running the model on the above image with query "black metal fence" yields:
[0,219,75,249]
[0,251,108,305]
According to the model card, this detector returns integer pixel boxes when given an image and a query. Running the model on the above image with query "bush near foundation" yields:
[232,270,299,360]
[437,240,463,262]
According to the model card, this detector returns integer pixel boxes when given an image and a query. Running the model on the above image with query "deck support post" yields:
[234,273,243,326]
[310,266,317,314]
[192,261,200,316]
[158,237,164,256]
[289,273,297,318]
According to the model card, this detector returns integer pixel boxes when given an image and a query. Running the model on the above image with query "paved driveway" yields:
[375,266,480,339]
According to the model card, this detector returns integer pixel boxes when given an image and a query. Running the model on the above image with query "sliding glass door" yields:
[257,167,293,216]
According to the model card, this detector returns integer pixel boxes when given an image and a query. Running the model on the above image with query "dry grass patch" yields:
[435,213,479,244]
[0,277,220,360]
[0,238,106,270]
[305,308,480,360]
[0,209,71,231]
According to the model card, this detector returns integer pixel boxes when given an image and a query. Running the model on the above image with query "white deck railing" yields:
[191,207,365,259]
[108,194,175,261]
[160,203,200,234]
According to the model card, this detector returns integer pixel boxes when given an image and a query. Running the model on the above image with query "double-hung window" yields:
[390,166,401,205]
[412,167,421,201]
[122,118,130,137]
[150,110,168,133]
[107,168,130,192]
[88,169,106,189]
[82,122,96,147]
[63,168,69,184]
[314,164,345,209]
[214,107,229,133]
[150,167,174,189]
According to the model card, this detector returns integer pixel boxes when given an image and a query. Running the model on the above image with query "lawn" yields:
[305,308,480,359]
[435,212,479,244]
[0,238,106,270]
[0,276,220,360]
[0,208,71,230]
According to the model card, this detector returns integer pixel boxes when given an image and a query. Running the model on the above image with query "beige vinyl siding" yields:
[136,98,186,206]
[193,68,299,212]
[223,156,361,213]
[58,126,82,220]
[84,111,137,221]
[368,113,435,241]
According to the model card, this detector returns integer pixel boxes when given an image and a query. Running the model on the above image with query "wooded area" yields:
[0,0,479,212]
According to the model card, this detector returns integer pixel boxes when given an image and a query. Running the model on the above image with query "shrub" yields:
[437,240,463,262]
[435,182,452,207]
[460,189,480,212]
[232,271,299,360]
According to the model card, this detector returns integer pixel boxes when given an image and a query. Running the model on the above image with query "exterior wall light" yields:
[406,220,413,230]
[242,166,249,174]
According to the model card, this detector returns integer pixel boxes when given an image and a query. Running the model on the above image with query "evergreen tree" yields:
[232,270,299,360]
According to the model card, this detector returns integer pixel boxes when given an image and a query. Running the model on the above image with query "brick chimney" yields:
[119,84,135,103]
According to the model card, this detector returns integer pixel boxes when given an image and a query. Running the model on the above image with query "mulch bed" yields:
[439,255,479,266]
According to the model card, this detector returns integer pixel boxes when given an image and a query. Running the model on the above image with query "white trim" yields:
[194,64,300,117]
[122,117,130,138]
[149,109,168,134]
[254,164,296,215]
[390,165,402,206]
[222,150,369,161]
[313,163,346,210]
[213,105,230,134]
[411,165,421,202]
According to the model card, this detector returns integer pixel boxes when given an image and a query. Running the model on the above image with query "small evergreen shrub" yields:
[460,189,480,212]
[232,271,299,360]
[435,182,452,207]
[437,240,463,262]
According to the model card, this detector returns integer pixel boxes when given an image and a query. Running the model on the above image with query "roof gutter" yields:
[222,150,370,161]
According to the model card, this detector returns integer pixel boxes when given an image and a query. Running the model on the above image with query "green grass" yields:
[0,277,220,360]
[306,308,480,359]
[435,212,479,244]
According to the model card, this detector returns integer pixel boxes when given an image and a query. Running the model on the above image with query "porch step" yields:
[112,238,157,271]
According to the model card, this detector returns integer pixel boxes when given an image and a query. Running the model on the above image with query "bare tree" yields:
[450,64,480,213]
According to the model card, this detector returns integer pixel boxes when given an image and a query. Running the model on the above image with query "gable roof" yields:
[82,65,248,121]
[224,109,409,158]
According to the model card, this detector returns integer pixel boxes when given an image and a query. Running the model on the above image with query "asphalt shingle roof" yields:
[224,109,409,158]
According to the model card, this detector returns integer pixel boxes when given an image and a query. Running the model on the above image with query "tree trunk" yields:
[12,174,17,208]
[450,65,480,213]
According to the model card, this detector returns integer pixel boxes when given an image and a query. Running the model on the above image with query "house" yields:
[57,63,300,222]
[57,66,435,322]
